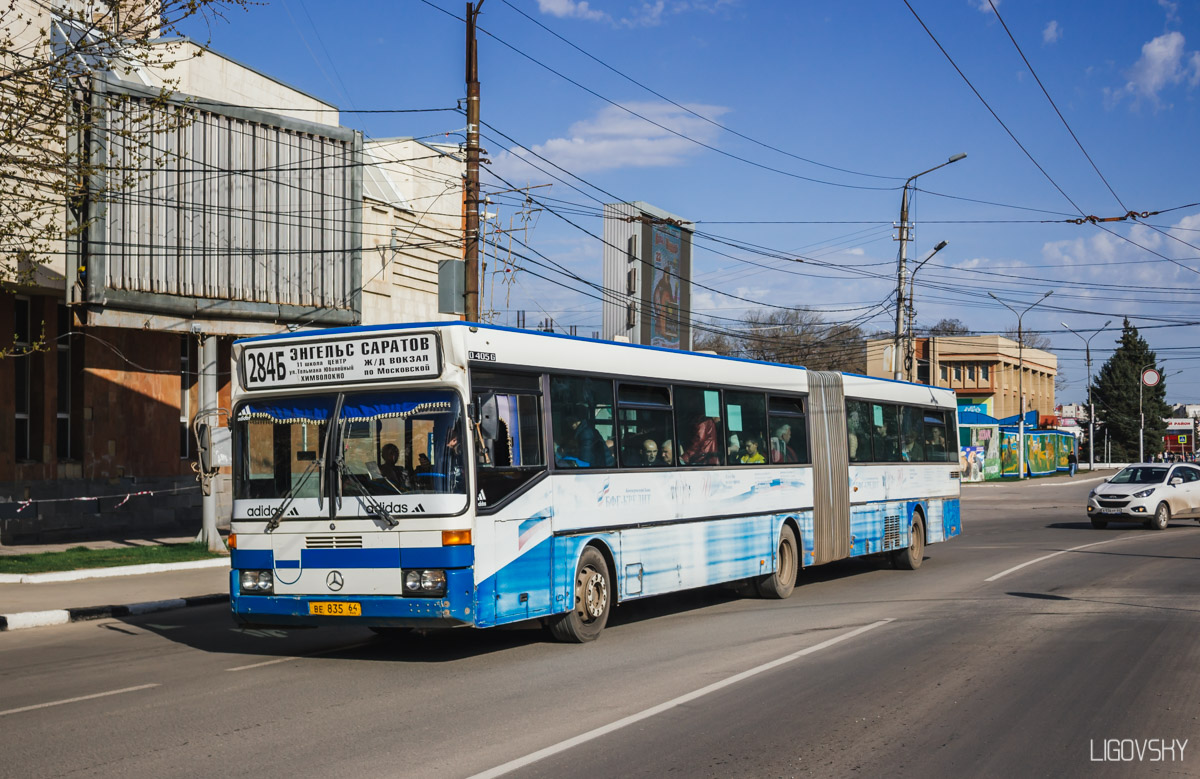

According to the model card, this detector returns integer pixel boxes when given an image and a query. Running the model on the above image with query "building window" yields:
[56,305,74,460]
[15,298,32,460]
[981,364,989,381]
[939,365,948,382]
[953,365,962,382]
[967,365,976,381]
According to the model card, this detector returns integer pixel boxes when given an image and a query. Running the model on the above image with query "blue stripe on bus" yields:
[401,546,473,568]
[301,548,402,568]
[231,549,272,569]
[232,546,475,571]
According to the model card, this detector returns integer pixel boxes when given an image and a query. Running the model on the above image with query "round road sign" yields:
[1142,368,1161,387]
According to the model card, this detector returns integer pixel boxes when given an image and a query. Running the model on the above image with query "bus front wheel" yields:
[893,514,925,570]
[549,546,612,643]
[756,525,798,599]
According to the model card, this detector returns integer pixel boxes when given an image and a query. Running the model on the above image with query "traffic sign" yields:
[1142,368,1161,387]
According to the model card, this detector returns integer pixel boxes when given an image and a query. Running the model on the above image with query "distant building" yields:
[865,334,1057,419]
[601,202,693,349]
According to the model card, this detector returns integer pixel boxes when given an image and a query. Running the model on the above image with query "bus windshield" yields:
[235,389,466,503]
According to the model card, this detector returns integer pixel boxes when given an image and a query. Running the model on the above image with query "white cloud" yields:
[536,0,609,23]
[970,0,998,14]
[491,101,729,179]
[1042,20,1061,45]
[1159,0,1180,26]
[1107,31,1200,108]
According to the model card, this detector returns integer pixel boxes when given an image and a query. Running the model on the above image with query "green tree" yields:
[1090,318,1170,461]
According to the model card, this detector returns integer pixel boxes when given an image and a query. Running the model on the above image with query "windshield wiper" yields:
[265,455,322,532]
[333,455,399,528]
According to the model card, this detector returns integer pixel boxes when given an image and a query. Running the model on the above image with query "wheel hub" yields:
[579,567,608,620]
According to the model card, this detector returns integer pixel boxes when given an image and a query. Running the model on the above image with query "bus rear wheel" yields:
[756,525,798,599]
[892,514,925,570]
[549,546,611,643]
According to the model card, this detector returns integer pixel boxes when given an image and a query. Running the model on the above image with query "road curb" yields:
[0,593,229,632]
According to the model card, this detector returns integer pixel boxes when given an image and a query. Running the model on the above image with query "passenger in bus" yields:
[443,428,465,492]
[379,443,414,492]
[727,434,741,461]
[639,438,660,467]
[414,452,434,490]
[659,439,675,466]
[682,415,721,465]
[739,436,766,464]
[565,406,608,468]
[770,424,798,464]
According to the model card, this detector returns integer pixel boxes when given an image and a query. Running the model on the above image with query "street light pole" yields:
[905,240,948,382]
[1062,319,1111,472]
[894,153,966,380]
[990,290,1053,480]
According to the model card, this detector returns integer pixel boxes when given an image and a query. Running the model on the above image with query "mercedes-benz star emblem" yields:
[326,571,344,591]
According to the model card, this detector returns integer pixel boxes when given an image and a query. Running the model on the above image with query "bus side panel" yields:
[612,515,781,599]
[942,498,962,538]
[472,481,556,628]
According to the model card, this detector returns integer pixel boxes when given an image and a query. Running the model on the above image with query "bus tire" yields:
[892,513,925,570]
[549,546,611,643]
[756,525,798,599]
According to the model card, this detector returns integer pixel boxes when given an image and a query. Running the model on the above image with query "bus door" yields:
[806,371,851,565]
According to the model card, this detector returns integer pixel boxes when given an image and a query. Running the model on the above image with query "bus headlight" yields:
[403,569,446,597]
[240,569,274,594]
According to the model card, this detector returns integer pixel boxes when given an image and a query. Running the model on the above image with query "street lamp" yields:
[905,240,948,381]
[893,153,967,380]
[989,290,1053,479]
[1062,319,1111,472]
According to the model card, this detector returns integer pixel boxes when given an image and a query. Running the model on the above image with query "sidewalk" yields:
[0,536,230,632]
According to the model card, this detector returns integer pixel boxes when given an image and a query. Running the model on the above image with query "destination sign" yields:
[242,331,441,390]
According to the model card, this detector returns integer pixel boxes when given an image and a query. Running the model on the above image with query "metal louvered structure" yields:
[69,77,363,333]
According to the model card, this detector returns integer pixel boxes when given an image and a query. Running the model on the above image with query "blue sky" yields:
[182,0,1200,406]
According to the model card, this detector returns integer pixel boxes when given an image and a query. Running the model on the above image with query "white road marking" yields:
[985,533,1163,582]
[0,683,159,718]
[468,620,893,779]
[226,640,373,671]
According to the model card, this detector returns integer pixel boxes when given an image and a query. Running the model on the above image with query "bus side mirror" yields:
[477,393,499,440]
[195,420,232,474]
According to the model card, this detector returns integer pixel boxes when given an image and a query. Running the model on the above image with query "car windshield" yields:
[234,390,465,501]
[1109,466,1168,485]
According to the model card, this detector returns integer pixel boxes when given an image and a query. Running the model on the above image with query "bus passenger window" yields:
[924,411,951,463]
[768,396,807,464]
[617,383,673,469]
[901,406,925,462]
[847,400,873,463]
[550,376,615,468]
[724,391,767,466]
[674,386,722,466]
[875,404,902,462]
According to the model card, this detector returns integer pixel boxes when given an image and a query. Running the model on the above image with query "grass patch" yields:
[0,543,225,575]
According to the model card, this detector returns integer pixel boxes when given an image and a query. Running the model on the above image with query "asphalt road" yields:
[3,476,1199,778]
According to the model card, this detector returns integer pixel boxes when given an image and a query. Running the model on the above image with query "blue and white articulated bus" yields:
[228,322,961,642]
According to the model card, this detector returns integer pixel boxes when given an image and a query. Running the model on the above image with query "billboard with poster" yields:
[641,221,691,350]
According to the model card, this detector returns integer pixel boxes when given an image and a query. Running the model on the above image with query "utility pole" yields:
[893,153,966,380]
[464,1,485,322]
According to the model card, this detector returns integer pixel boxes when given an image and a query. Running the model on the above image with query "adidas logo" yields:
[288,506,300,516]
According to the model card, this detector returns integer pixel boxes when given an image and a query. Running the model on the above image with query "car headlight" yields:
[240,569,274,594]
[1088,489,1097,498]
[403,569,447,597]
[1133,488,1156,498]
